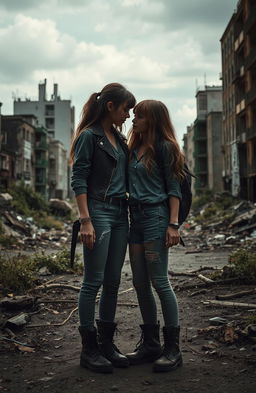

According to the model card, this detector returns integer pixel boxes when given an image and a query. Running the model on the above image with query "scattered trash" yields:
[209,317,227,326]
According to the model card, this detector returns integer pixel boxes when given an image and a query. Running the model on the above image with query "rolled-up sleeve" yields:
[162,142,182,200]
[71,130,94,196]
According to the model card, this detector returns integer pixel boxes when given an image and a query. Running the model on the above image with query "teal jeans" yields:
[129,202,179,327]
[79,199,128,329]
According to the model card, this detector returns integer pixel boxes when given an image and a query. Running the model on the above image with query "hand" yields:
[165,227,180,248]
[80,222,96,249]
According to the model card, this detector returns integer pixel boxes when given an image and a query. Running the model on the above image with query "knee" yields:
[151,276,170,293]
[133,279,151,293]
[102,280,120,295]
[81,277,103,294]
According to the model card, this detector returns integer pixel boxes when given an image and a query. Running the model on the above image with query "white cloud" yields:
[0,0,238,145]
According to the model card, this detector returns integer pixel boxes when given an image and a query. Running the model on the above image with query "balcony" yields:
[35,159,47,168]
[248,163,256,175]
[245,85,256,104]
[245,49,256,69]
[246,125,256,140]
[236,99,246,115]
[244,8,256,33]
[35,176,47,185]
[235,30,244,52]
[35,140,48,150]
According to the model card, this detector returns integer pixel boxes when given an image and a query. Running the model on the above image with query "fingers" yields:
[80,231,96,249]
[165,229,180,248]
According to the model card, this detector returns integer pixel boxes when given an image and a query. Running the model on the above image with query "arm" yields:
[76,193,95,249]
[166,196,180,248]
[161,142,182,247]
[71,131,96,249]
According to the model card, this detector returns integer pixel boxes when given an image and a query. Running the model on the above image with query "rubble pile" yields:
[182,194,256,251]
[0,193,74,250]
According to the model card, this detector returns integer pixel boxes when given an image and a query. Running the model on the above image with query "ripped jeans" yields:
[79,198,128,329]
[129,202,179,327]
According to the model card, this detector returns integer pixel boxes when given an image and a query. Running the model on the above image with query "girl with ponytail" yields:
[70,83,135,373]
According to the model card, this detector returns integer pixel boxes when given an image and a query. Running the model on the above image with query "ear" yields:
[106,101,114,112]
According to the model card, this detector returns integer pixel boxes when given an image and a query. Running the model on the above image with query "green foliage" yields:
[229,249,256,282]
[33,248,79,274]
[0,254,37,293]
[0,248,82,294]
[192,190,213,210]
[9,182,49,216]
[0,234,16,247]
[33,213,63,230]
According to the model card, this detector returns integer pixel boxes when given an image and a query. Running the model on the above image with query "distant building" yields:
[221,0,256,202]
[13,79,75,153]
[13,79,75,198]
[35,126,49,199]
[193,86,223,195]
[48,140,68,200]
[0,115,36,190]
[183,125,195,195]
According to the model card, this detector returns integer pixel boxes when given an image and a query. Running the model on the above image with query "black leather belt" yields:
[129,200,167,209]
[91,196,127,206]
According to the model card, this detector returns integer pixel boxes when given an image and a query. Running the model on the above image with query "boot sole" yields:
[153,357,183,373]
[111,359,130,368]
[127,354,161,366]
[80,358,113,373]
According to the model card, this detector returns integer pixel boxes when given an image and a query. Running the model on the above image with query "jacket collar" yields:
[90,123,127,144]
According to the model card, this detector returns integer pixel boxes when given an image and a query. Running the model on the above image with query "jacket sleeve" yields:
[71,130,94,196]
[161,141,182,200]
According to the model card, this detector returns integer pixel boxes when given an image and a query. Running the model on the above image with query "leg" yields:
[144,240,182,372]
[99,213,128,322]
[129,243,157,325]
[144,239,179,327]
[96,206,129,367]
[79,226,112,329]
[125,243,161,365]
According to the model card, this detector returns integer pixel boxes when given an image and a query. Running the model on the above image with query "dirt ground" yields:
[1,241,256,393]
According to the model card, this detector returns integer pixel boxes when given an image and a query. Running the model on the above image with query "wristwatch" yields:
[79,217,92,224]
[168,222,180,229]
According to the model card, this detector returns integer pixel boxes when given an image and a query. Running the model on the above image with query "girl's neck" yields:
[101,117,113,135]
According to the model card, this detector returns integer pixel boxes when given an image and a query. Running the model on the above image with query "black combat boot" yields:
[96,320,129,368]
[78,326,113,373]
[126,324,162,365]
[153,326,182,372]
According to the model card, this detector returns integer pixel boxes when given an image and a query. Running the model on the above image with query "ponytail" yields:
[69,83,136,165]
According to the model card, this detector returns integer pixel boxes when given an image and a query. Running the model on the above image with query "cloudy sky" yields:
[0,0,238,144]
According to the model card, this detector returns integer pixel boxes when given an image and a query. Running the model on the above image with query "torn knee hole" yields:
[145,250,160,262]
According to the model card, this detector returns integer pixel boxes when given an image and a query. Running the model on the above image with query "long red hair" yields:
[128,100,184,180]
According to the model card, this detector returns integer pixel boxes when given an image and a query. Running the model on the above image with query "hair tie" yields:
[96,92,101,99]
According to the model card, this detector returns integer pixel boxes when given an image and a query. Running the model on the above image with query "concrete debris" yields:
[6,313,30,328]
[49,199,72,215]
[0,193,13,206]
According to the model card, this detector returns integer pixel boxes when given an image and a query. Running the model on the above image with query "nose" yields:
[126,112,130,119]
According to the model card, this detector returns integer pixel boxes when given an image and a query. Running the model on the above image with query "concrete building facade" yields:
[193,86,223,195]
[48,140,68,200]
[0,115,36,190]
[221,0,256,202]
[13,79,75,153]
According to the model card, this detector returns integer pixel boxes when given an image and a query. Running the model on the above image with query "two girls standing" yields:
[71,85,184,374]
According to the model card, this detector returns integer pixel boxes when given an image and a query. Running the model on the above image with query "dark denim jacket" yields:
[71,123,128,200]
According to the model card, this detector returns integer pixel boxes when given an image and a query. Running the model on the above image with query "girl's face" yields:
[109,101,131,127]
[132,111,148,134]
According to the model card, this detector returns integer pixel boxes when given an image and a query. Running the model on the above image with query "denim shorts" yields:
[129,202,169,244]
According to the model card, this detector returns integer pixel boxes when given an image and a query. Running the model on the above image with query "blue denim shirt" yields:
[128,142,181,204]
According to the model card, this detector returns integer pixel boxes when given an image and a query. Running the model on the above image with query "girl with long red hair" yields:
[126,100,184,373]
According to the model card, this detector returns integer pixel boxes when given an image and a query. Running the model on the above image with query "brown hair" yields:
[128,100,184,180]
[70,82,136,163]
